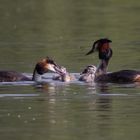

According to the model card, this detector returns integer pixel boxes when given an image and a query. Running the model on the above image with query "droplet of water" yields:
[50,119,56,124]
[32,117,36,121]
[7,113,10,116]
[24,120,28,123]
[17,115,21,118]
[28,106,32,110]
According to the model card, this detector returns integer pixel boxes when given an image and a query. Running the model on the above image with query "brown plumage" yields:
[95,70,140,83]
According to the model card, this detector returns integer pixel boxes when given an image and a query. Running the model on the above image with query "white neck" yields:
[32,70,42,82]
[95,60,108,76]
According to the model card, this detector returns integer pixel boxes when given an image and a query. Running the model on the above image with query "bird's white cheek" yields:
[46,64,56,72]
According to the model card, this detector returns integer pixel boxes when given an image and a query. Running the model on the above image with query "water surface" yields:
[0,0,140,140]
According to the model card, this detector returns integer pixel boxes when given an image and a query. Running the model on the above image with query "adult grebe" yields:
[0,57,62,82]
[84,38,140,83]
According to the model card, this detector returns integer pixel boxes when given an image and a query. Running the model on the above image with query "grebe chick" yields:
[0,57,62,82]
[79,65,97,82]
[53,66,75,82]
[86,38,140,83]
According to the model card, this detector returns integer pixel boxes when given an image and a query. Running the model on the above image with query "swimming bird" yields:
[79,65,97,82]
[85,38,140,83]
[0,57,62,82]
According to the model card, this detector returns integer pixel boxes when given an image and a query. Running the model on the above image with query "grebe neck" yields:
[95,60,109,76]
[32,69,42,82]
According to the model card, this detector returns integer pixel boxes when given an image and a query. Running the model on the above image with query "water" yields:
[0,0,140,140]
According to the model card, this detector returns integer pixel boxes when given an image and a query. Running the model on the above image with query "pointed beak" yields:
[86,49,94,55]
[86,41,98,55]
[86,42,96,55]
[54,65,63,74]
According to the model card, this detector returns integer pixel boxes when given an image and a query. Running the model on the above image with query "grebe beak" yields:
[86,38,112,55]
[54,66,67,75]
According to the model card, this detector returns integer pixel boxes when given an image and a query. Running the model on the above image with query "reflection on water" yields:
[0,0,140,140]
[0,79,140,140]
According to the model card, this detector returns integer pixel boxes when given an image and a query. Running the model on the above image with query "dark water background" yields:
[0,0,140,140]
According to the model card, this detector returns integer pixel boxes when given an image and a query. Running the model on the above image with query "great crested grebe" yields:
[83,38,140,83]
[0,57,62,82]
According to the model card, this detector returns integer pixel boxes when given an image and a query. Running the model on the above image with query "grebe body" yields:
[0,57,62,82]
[96,70,140,83]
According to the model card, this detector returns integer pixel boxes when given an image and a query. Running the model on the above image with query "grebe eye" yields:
[46,58,56,65]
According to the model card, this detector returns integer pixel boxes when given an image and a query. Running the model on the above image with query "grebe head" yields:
[79,65,97,82]
[86,38,112,76]
[86,38,112,55]
[35,57,62,74]
[32,57,63,81]
[86,38,112,60]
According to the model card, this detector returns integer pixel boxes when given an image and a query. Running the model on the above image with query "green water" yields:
[0,0,140,140]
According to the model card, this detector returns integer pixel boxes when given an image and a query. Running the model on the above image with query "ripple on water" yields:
[0,93,39,98]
